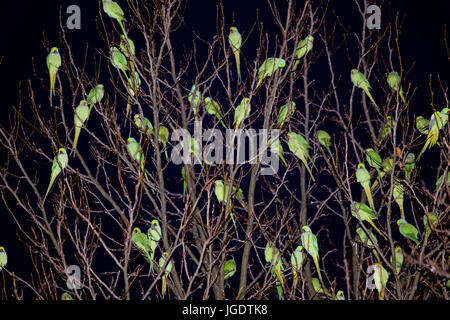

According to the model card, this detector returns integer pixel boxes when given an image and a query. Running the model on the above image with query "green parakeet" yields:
[351,201,385,239]
[335,290,345,300]
[71,100,90,156]
[387,71,406,104]
[43,148,69,202]
[371,157,393,191]
[393,181,405,220]
[205,97,227,129]
[134,114,153,136]
[223,259,237,280]
[317,130,331,153]
[417,108,449,160]
[126,70,141,117]
[46,47,61,99]
[290,246,305,290]
[190,137,202,165]
[158,252,173,298]
[390,246,404,274]
[102,0,127,36]
[188,85,202,121]
[120,35,135,58]
[131,227,152,266]
[270,138,287,167]
[61,293,74,300]
[277,101,296,127]
[415,116,430,135]
[293,35,314,71]
[126,137,148,180]
[287,132,316,181]
[356,163,375,210]
[301,226,327,295]
[350,69,379,111]
[264,242,285,296]
[435,172,450,192]
[311,277,323,293]
[403,153,415,181]
[214,180,244,236]
[365,148,382,174]
[0,247,7,271]
[356,227,378,249]
[87,84,105,116]
[110,46,128,76]
[423,212,438,240]
[158,126,169,159]
[148,219,162,242]
[255,58,286,90]
[397,219,420,246]
[373,263,389,300]
[233,97,251,130]
[228,26,242,83]
[378,116,394,145]
[147,219,162,271]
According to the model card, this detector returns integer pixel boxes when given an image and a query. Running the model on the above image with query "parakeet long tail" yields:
[367,220,387,240]
[312,256,330,297]
[71,127,81,156]
[363,184,375,210]
[399,90,406,105]
[43,172,57,202]
[162,275,167,297]
[234,51,241,84]
[417,132,438,161]
[301,159,315,182]
[364,88,379,111]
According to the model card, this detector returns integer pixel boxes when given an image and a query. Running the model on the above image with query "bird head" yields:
[230,26,238,33]
[151,220,159,227]
[301,226,311,233]
[80,100,88,106]
[133,227,141,233]
[396,219,406,226]
[127,137,136,144]
[357,163,365,169]
[351,69,358,75]
[395,246,402,254]
[337,291,344,298]
[0,247,4,253]
[98,84,104,91]
[307,35,314,42]
[204,97,210,103]
[50,47,59,54]
[58,148,66,155]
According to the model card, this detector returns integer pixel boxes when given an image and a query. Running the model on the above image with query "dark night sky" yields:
[0,0,449,298]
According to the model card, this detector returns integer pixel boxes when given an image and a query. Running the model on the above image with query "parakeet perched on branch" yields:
[264,241,285,298]
[397,219,420,246]
[351,69,379,111]
[87,84,105,117]
[290,246,305,291]
[393,181,405,220]
[356,227,378,249]
[277,101,296,128]
[415,116,430,135]
[351,201,385,239]
[205,97,227,129]
[158,126,170,159]
[126,137,148,180]
[46,47,61,100]
[223,259,237,280]
[43,148,69,202]
[293,35,314,71]
[387,71,406,104]
[417,108,449,160]
[102,0,127,36]
[188,85,202,121]
[0,247,7,271]
[255,58,286,90]
[390,246,404,274]
[132,227,152,265]
[403,153,415,181]
[301,226,328,296]
[71,100,90,156]
[233,97,251,130]
[228,27,242,83]
[356,163,375,210]
[159,252,173,298]
[287,132,316,181]
[214,180,245,236]
[317,130,331,154]
[134,114,153,137]
[373,263,389,300]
